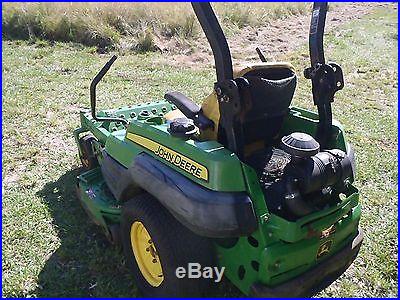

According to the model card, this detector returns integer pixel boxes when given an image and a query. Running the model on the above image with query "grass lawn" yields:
[2,7,397,298]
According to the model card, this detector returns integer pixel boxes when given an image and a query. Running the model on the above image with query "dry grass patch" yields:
[2,2,310,52]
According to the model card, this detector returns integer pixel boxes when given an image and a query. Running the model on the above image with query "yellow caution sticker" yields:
[126,133,208,181]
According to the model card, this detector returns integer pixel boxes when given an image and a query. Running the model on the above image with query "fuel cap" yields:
[281,132,320,158]
[168,118,197,139]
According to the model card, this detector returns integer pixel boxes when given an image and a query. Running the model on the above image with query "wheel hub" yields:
[130,221,164,287]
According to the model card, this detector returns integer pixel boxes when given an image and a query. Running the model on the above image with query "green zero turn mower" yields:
[74,2,363,297]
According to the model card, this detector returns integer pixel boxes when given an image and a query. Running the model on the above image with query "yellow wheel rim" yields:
[130,221,164,287]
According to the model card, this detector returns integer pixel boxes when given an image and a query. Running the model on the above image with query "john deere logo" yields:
[126,133,208,181]
[317,240,333,259]
[154,146,204,179]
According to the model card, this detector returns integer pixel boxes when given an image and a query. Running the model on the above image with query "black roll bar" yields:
[191,2,233,82]
[190,2,345,150]
[309,2,327,66]
[305,2,344,148]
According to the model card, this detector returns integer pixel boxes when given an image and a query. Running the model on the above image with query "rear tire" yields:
[108,224,122,248]
[121,193,214,297]
[79,134,98,170]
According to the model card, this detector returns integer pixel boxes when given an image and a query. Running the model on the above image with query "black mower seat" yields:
[197,63,297,156]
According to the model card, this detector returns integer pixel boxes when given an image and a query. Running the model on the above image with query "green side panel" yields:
[215,229,266,295]
[282,106,348,152]
[241,163,269,218]
[265,186,359,243]
[240,163,275,243]
[215,202,361,295]
[79,101,246,192]
[258,204,361,287]
[122,123,246,192]
[77,168,121,230]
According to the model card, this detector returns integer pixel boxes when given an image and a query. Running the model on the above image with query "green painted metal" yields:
[213,157,360,295]
[74,103,361,296]
[282,107,348,152]
[79,101,247,192]
[120,121,246,192]
[214,211,361,294]
[73,127,86,158]
[77,168,121,227]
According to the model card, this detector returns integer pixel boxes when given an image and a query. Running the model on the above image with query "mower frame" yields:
[73,1,363,296]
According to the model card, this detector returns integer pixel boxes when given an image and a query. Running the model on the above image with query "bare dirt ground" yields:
[156,2,395,68]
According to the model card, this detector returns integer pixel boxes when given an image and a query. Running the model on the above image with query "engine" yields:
[259,132,354,219]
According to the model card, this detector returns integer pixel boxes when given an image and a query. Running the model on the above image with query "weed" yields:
[134,30,157,53]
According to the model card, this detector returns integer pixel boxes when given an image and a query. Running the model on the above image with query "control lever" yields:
[256,47,267,62]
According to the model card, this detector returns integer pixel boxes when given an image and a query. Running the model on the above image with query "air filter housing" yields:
[281,132,320,159]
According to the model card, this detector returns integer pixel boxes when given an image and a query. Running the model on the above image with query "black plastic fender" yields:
[101,151,258,238]
[100,152,141,201]
[129,153,258,238]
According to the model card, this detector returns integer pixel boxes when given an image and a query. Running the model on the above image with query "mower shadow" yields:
[35,168,242,297]
[35,168,137,297]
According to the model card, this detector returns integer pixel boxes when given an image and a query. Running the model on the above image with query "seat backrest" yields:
[239,66,296,151]
[200,63,296,156]
[243,68,296,117]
